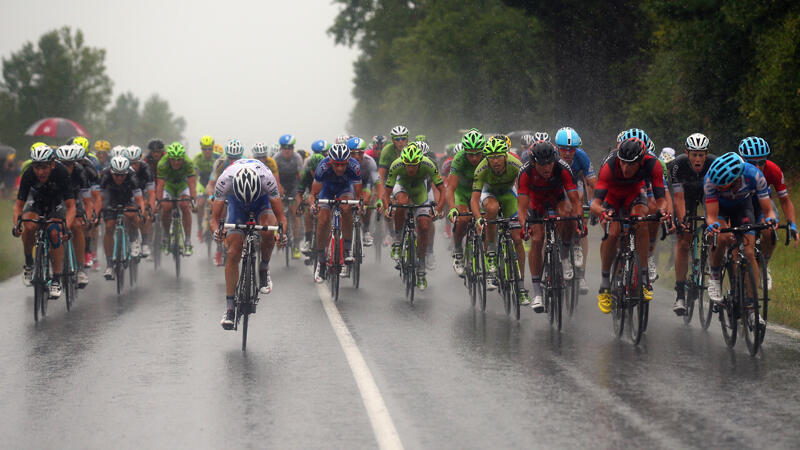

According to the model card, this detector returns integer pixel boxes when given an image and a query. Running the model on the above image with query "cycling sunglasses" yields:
[392,137,408,142]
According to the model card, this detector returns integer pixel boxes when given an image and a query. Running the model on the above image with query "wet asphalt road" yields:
[1,230,799,449]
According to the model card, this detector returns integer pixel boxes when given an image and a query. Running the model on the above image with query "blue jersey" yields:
[571,149,595,179]
[314,157,362,192]
[704,162,769,208]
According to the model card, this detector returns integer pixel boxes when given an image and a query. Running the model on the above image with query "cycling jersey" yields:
[65,163,92,206]
[670,153,716,205]
[378,142,402,170]
[145,153,162,176]
[384,156,443,205]
[214,159,279,203]
[359,154,380,190]
[449,151,481,205]
[472,155,523,218]
[99,168,143,219]
[569,149,596,180]
[157,155,196,197]
[18,162,75,213]
[299,153,326,194]
[518,159,577,213]
[441,156,454,179]
[704,162,769,207]
[275,151,304,193]
[594,153,666,201]
[315,156,361,199]
[193,152,218,186]
[133,162,155,192]
[760,160,788,198]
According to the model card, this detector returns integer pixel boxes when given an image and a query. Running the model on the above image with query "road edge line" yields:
[316,283,404,450]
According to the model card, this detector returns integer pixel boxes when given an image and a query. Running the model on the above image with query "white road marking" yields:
[316,283,404,450]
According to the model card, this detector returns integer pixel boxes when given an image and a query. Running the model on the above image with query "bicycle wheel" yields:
[553,248,563,331]
[498,244,511,316]
[610,255,625,338]
[476,235,487,312]
[719,262,738,347]
[153,224,162,270]
[741,261,762,356]
[627,257,646,344]
[284,217,291,268]
[331,231,341,303]
[544,249,555,325]
[33,242,46,322]
[402,230,416,304]
[508,247,521,321]
[352,223,362,289]
[173,231,181,279]
[64,242,76,311]
[757,254,769,345]
[374,218,383,261]
[464,233,476,307]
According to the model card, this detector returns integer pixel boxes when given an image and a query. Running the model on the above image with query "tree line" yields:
[329,0,799,167]
[0,27,185,155]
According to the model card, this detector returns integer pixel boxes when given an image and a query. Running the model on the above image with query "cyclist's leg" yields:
[316,187,334,260]
[499,190,524,278]
[103,216,117,268]
[224,232,244,312]
[392,185,409,237]
[453,187,472,253]
[196,183,206,237]
[20,201,41,267]
[598,193,624,289]
[178,190,192,243]
[256,202,277,263]
[480,189,499,252]
[160,190,175,234]
[71,214,86,271]
[47,205,66,277]
[339,191,355,257]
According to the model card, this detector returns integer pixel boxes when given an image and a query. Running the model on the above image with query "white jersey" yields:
[214,159,279,200]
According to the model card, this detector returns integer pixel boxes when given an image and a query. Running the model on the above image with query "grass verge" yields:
[0,199,24,280]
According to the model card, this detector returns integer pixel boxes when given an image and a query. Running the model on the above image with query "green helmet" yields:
[400,142,423,165]
[483,136,509,156]
[166,142,186,159]
[414,134,427,144]
[461,129,485,152]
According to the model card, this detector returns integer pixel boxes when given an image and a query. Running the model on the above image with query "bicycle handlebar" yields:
[709,222,776,250]
[224,223,281,232]
[601,213,667,241]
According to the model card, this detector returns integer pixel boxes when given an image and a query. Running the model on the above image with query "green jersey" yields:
[299,153,326,193]
[193,152,218,185]
[472,156,523,194]
[449,150,482,190]
[378,142,403,170]
[385,156,442,205]
[157,155,196,195]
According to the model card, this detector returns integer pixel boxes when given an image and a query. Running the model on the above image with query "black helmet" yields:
[531,141,557,164]
[147,138,165,151]
[617,138,645,163]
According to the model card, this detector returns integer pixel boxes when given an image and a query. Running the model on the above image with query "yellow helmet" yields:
[94,139,111,151]
[31,141,48,152]
[73,136,89,151]
[213,143,224,155]
[200,135,214,148]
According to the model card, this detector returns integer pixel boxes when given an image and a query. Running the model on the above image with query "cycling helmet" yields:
[166,142,186,159]
[454,142,463,154]
[685,133,709,151]
[56,145,81,162]
[390,125,409,138]
[555,127,581,147]
[110,155,131,174]
[76,146,86,160]
[646,139,655,155]
[251,143,269,157]
[335,135,350,145]
[520,134,536,147]
[445,143,457,157]
[298,149,309,160]
[346,137,368,151]
[738,136,770,159]
[616,138,646,163]
[659,147,676,163]
[72,136,89,152]
[373,135,387,148]
[461,129,486,152]
[415,141,431,156]
[200,135,214,148]
[328,143,351,161]
[620,128,651,149]
[147,138,165,151]
[110,145,127,158]
[400,142,423,164]
[531,141,557,165]
[279,134,296,147]
[30,144,54,162]
[94,140,111,152]
[707,152,744,186]
[213,143,224,155]
[224,139,244,158]
[124,145,142,161]
[414,134,427,144]
[270,143,280,156]
[534,131,550,142]
[616,130,626,143]
[311,139,329,153]
[233,166,262,204]
[484,136,509,156]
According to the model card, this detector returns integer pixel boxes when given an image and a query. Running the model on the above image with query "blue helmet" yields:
[328,143,350,161]
[738,136,770,159]
[278,134,296,147]
[619,128,650,149]
[707,152,745,186]
[311,139,329,153]
[346,137,368,151]
[554,127,581,147]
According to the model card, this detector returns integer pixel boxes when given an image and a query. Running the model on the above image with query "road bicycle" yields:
[158,198,195,278]
[488,216,525,320]
[390,202,436,304]
[15,216,66,322]
[455,212,487,311]
[317,198,361,302]
[105,205,142,295]
[680,216,712,328]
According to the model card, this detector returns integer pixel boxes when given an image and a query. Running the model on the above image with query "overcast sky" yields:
[0,0,358,153]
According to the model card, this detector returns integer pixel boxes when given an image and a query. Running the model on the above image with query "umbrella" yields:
[25,117,89,139]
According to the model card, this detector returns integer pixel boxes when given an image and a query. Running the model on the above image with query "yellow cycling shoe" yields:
[597,288,612,314]
[643,285,654,301]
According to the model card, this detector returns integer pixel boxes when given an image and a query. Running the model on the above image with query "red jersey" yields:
[518,159,577,211]
[761,160,788,198]
[594,153,665,201]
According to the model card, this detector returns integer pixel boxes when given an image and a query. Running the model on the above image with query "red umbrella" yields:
[25,117,90,138]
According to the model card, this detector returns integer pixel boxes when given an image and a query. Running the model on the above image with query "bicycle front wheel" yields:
[464,235,476,307]
[610,255,625,338]
[719,262,738,347]
[64,242,76,311]
[627,257,646,344]
[741,261,762,356]
[498,244,511,316]
[352,223,362,289]
[476,236,487,312]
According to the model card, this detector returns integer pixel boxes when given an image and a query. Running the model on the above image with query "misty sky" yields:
[0,0,359,153]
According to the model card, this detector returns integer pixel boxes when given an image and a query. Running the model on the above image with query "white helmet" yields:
[534,131,550,142]
[233,166,262,204]
[124,145,142,161]
[685,133,709,151]
[110,155,131,174]
[659,147,676,163]
[110,145,127,158]
[647,139,655,154]
[56,144,82,162]
[30,144,54,162]
[225,139,244,158]
[415,141,430,156]
[335,134,350,145]
[251,143,269,157]
[390,125,409,138]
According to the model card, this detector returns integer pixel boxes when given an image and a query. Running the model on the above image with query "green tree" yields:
[138,94,186,144]
[105,92,140,145]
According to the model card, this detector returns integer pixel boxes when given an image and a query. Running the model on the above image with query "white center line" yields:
[316,283,404,450]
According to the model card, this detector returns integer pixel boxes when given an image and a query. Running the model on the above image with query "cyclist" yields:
[145,138,166,175]
[383,142,445,289]
[249,143,281,189]
[554,127,596,293]
[93,139,111,170]
[470,136,524,289]
[211,159,287,329]
[416,139,441,268]
[71,142,103,270]
[194,135,219,243]
[446,130,485,276]
[660,147,676,165]
[298,139,330,256]
[378,125,410,183]
[310,144,363,282]
[155,142,197,256]
[591,137,670,313]
[275,134,305,257]
[518,140,581,310]
[348,136,383,247]
[705,152,776,326]
[440,143,460,179]
[125,145,156,257]
[366,135,386,161]
[98,155,146,280]
[737,136,798,289]
[518,134,536,165]
[54,145,92,288]
[670,133,716,315]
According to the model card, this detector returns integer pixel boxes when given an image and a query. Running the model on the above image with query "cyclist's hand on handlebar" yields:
[521,225,530,241]
[765,216,778,230]
[447,208,458,223]
[600,208,614,225]
[706,221,721,234]
[578,220,588,238]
